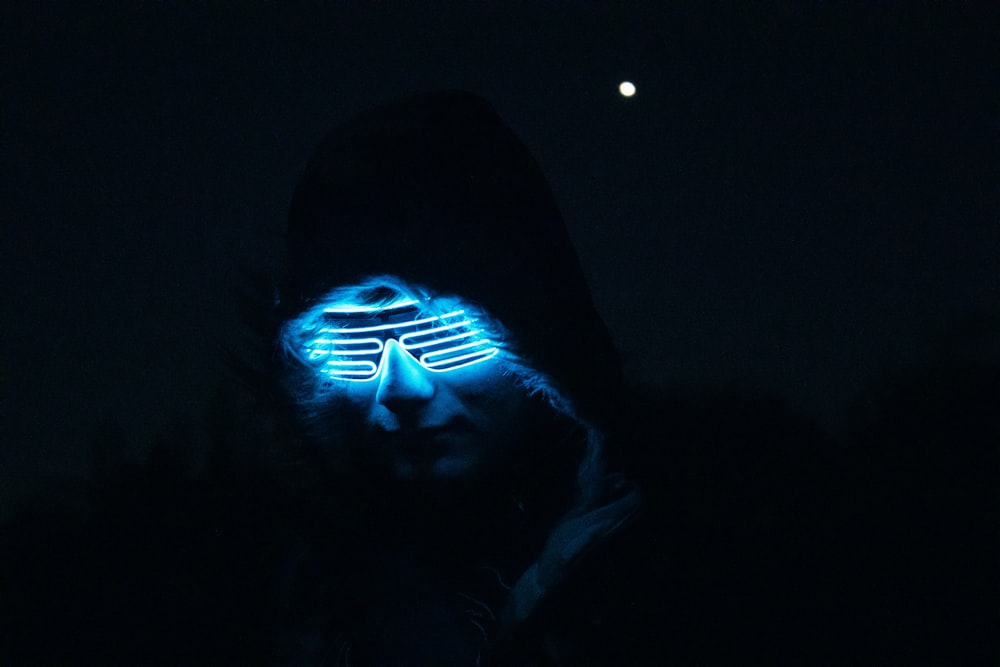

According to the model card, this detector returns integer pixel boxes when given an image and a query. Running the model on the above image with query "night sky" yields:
[2,4,997,501]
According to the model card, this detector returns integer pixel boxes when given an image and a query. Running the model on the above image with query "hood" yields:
[281,90,621,427]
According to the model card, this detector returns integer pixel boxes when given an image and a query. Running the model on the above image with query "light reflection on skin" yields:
[343,338,534,482]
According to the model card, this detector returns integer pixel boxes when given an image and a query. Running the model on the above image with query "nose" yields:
[375,339,435,415]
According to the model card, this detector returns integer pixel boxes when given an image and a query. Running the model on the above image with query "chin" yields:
[390,453,481,484]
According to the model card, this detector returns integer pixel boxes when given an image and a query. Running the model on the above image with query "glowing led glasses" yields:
[304,299,498,382]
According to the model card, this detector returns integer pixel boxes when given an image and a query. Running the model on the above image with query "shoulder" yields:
[487,500,671,665]
[498,382,834,664]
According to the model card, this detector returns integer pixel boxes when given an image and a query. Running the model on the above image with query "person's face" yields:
[283,280,541,483]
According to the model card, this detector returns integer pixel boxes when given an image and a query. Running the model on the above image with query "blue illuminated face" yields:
[282,279,539,483]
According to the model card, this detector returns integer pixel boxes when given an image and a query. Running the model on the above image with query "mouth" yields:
[370,420,470,456]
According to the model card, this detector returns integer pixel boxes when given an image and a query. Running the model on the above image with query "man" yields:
[270,91,640,665]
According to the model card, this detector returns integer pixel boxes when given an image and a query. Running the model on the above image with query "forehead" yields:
[321,297,419,315]
[319,295,423,325]
[312,275,438,307]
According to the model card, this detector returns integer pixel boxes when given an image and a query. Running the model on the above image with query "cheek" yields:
[446,371,534,430]
[298,383,376,437]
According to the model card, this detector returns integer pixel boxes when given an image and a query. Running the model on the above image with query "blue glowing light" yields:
[322,299,419,314]
[303,300,499,382]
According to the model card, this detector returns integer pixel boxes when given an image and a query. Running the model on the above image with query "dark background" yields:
[1,3,998,663]
[2,3,996,495]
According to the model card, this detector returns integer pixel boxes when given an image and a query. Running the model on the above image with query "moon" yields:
[619,81,636,97]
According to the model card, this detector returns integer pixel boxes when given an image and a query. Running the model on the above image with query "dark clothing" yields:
[274,438,640,666]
